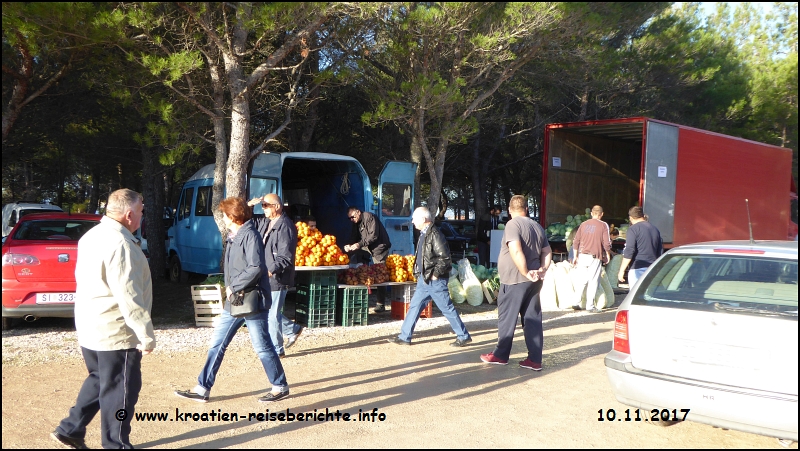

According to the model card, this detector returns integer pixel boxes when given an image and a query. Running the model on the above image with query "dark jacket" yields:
[476,212,496,244]
[418,223,451,283]
[223,219,270,313]
[254,213,297,290]
[351,211,391,252]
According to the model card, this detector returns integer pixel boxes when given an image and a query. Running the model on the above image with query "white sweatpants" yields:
[574,253,602,310]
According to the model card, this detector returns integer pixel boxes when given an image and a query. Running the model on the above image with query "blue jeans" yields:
[627,267,648,289]
[196,309,287,394]
[398,278,470,342]
[268,289,302,354]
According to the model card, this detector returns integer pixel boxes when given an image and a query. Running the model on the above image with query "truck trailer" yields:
[542,117,794,247]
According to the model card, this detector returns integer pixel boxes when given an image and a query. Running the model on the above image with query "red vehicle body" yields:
[2,212,101,328]
[541,117,795,249]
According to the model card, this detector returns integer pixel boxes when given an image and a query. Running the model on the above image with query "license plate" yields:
[36,293,76,304]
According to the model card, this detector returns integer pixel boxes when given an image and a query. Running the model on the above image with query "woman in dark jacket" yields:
[174,197,290,403]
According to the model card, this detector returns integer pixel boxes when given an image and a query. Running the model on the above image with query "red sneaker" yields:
[519,358,542,371]
[480,353,508,365]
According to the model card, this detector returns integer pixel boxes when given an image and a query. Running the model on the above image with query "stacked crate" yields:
[294,270,338,328]
[336,286,370,327]
[390,282,433,320]
[191,284,224,327]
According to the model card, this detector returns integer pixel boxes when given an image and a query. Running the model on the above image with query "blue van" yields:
[167,152,417,281]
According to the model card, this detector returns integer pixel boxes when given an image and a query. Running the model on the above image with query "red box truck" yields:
[542,117,794,248]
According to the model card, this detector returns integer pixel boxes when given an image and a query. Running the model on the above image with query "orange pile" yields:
[295,221,349,267]
[386,255,409,282]
[405,254,417,282]
[384,254,418,282]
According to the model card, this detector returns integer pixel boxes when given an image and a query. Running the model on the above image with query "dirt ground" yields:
[1,277,793,449]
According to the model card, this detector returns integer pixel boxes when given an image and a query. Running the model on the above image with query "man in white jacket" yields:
[52,189,156,449]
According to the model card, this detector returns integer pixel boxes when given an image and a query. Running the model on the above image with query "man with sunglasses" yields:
[248,194,304,356]
[343,207,392,312]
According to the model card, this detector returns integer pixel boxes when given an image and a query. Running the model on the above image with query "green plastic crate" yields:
[296,284,336,305]
[337,286,369,327]
[295,284,336,328]
[295,270,338,287]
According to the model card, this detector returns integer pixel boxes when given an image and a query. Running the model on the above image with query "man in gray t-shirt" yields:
[481,195,552,371]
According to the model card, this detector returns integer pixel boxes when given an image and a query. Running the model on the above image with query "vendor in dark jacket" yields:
[343,207,393,312]
[387,207,472,347]
[248,194,304,357]
[343,208,392,263]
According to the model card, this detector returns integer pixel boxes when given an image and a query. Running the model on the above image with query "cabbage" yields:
[464,278,484,306]
[473,265,489,282]
[606,254,623,289]
[448,276,466,303]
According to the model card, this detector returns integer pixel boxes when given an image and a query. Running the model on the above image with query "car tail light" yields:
[613,310,630,354]
[2,253,41,266]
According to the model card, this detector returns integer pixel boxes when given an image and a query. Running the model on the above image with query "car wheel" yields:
[169,255,188,283]
[2,316,15,331]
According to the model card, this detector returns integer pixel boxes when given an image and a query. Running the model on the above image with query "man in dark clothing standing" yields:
[618,206,662,288]
[477,205,501,266]
[343,207,392,311]
[248,194,304,356]
[480,195,551,370]
[387,207,471,346]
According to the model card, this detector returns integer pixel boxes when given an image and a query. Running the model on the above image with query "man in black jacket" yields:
[249,194,304,356]
[387,207,472,346]
[343,207,392,312]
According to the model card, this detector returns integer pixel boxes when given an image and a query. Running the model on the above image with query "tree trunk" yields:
[471,121,486,223]
[427,138,448,217]
[89,167,100,214]
[410,133,423,209]
[298,37,321,153]
[141,145,166,280]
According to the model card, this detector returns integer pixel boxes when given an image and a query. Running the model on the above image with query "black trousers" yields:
[477,241,490,266]
[57,347,142,449]
[493,280,544,362]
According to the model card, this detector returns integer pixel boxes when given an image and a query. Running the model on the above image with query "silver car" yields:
[605,240,797,441]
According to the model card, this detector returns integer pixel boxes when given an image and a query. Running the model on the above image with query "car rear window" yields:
[632,254,798,318]
[12,220,99,241]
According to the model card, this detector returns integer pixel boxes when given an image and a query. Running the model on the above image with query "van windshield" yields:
[632,254,798,317]
[250,177,277,215]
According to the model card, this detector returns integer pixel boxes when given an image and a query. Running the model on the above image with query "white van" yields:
[2,201,64,238]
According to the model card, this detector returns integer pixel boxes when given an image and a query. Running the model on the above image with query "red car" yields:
[2,212,101,329]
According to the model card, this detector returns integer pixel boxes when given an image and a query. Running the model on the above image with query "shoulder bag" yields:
[228,287,260,318]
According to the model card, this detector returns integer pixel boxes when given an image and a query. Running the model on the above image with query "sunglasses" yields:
[349,214,358,219]
[262,202,277,209]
